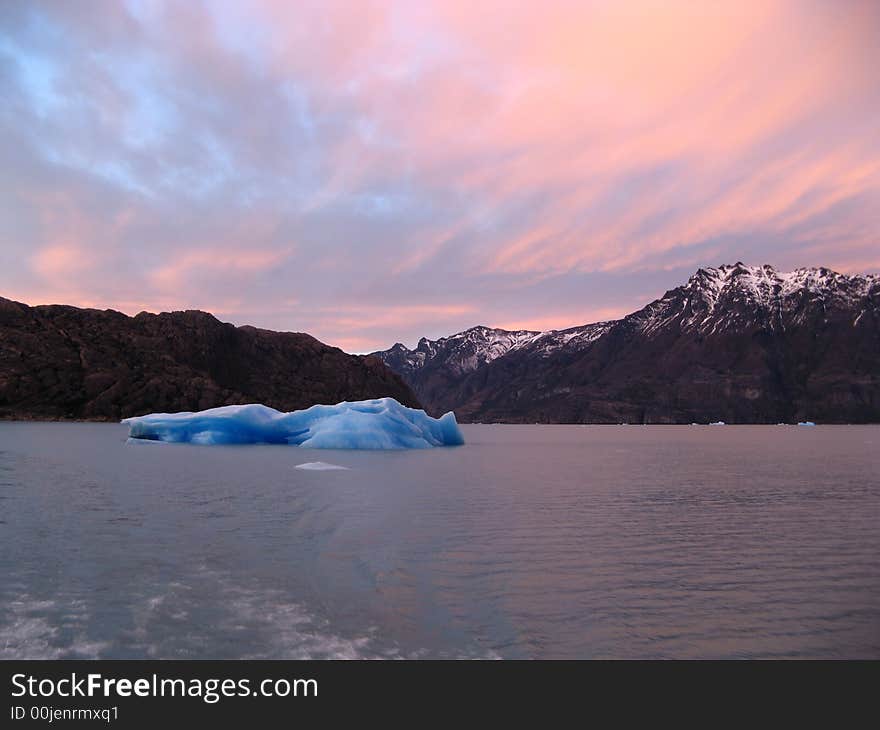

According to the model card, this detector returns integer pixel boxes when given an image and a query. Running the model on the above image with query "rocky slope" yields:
[374,264,880,423]
[375,322,614,418]
[0,297,418,420]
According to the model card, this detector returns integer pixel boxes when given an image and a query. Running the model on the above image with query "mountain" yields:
[373,264,880,423]
[0,297,418,420]
[375,322,614,417]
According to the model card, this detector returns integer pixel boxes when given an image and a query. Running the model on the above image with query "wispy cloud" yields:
[1,0,877,350]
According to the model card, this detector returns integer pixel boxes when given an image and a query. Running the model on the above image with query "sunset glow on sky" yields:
[1,1,878,351]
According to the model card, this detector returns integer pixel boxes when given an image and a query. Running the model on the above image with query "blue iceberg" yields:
[123,397,465,449]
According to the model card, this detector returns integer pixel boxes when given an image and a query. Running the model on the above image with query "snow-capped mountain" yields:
[376,322,614,378]
[373,264,880,424]
[631,263,877,337]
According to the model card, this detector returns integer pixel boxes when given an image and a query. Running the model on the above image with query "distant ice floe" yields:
[797,421,817,427]
[709,421,726,426]
[295,462,349,471]
[123,397,465,450]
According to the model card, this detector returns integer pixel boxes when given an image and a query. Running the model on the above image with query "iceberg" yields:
[123,397,465,450]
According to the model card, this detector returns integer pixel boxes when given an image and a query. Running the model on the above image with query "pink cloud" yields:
[495,307,631,333]
[326,0,880,276]
[150,249,288,290]
[30,244,92,279]
[3,0,878,352]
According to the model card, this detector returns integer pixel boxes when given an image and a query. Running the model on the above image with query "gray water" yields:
[1,422,878,659]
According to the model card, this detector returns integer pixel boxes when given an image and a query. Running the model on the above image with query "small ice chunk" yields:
[295,462,349,471]
[122,397,465,450]
[709,421,726,426]
[797,421,816,427]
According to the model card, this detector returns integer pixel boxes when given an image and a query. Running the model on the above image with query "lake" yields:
[1,422,878,659]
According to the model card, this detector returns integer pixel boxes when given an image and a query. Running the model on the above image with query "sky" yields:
[1,0,878,352]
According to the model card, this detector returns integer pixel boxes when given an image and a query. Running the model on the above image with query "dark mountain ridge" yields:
[373,264,880,423]
[0,297,418,420]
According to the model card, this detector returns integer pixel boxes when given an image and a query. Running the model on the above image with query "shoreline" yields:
[2,416,878,426]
